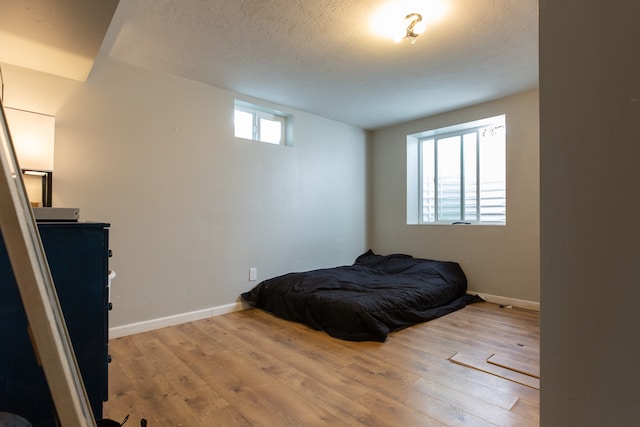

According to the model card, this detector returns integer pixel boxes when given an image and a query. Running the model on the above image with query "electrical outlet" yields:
[249,267,257,281]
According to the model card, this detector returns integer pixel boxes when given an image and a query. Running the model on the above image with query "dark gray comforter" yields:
[241,250,481,342]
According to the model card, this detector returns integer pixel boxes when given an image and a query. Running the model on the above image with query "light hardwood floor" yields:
[103,302,539,426]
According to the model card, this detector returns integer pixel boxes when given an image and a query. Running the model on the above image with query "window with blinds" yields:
[407,115,506,225]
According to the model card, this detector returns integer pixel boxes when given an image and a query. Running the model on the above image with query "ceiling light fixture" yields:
[398,13,427,44]
[370,1,448,44]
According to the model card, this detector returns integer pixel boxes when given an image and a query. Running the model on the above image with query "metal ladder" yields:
[0,95,96,426]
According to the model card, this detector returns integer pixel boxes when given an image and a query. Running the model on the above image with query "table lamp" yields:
[4,107,55,207]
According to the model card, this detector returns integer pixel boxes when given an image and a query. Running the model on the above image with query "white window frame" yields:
[234,100,293,146]
[407,115,506,226]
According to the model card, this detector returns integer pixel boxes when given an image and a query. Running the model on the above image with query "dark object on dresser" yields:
[0,222,110,426]
[242,250,481,342]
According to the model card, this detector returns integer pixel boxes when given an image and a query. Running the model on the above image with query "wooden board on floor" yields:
[487,353,540,379]
[449,352,540,390]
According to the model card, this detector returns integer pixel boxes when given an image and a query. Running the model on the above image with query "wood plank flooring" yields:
[103,302,539,426]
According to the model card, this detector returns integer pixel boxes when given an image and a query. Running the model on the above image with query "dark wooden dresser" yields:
[0,222,110,426]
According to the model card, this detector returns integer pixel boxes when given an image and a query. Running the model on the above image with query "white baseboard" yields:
[467,291,540,311]
[109,293,539,339]
[109,301,248,339]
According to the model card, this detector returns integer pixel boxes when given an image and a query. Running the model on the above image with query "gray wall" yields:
[540,1,640,425]
[370,90,540,302]
[2,59,369,328]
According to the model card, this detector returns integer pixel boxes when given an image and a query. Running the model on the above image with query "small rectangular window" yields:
[234,100,292,146]
[408,115,506,225]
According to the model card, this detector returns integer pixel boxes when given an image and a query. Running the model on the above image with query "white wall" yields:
[540,1,640,424]
[370,90,539,303]
[2,59,368,328]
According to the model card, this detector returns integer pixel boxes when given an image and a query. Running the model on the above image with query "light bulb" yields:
[413,20,427,35]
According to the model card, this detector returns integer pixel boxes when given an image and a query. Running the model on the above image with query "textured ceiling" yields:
[1,0,538,130]
[100,0,538,129]
[0,0,119,81]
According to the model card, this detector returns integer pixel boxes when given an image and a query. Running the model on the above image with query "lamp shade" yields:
[4,107,55,171]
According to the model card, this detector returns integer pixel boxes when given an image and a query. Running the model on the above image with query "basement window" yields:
[234,100,293,146]
[407,115,506,225]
